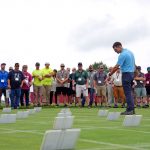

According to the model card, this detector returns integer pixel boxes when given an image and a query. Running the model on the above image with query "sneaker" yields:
[121,104,125,108]
[137,105,141,108]
[88,105,92,109]
[142,104,149,108]
[113,104,118,108]
[121,110,135,115]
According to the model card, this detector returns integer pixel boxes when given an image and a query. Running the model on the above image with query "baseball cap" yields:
[60,63,65,67]
[45,62,50,65]
[78,62,82,66]
[147,67,150,71]
[1,63,6,65]
[35,62,40,66]
[136,66,141,70]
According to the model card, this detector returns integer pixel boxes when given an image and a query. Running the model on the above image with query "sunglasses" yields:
[61,66,65,67]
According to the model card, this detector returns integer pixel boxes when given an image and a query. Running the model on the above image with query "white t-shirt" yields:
[112,72,122,86]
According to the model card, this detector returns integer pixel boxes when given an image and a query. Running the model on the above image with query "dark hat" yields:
[1,63,6,65]
[147,67,150,71]
[136,66,141,70]
[35,62,40,66]
[60,63,65,67]
[78,62,82,66]
[45,62,50,65]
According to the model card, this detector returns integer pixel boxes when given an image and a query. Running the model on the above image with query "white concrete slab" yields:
[98,110,109,117]
[53,116,74,130]
[0,114,16,123]
[40,129,80,150]
[123,115,143,127]
[107,112,121,121]
[57,112,72,117]
[34,107,42,112]
[27,109,36,115]
[2,108,11,113]
[16,111,29,119]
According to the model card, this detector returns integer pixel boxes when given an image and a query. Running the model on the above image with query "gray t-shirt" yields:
[56,70,69,87]
[93,71,107,86]
[135,72,145,88]
[88,71,96,88]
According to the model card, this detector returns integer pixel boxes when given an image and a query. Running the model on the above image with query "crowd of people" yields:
[0,61,150,109]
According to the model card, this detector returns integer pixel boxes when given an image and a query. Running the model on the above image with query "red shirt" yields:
[22,72,32,90]
[145,73,150,86]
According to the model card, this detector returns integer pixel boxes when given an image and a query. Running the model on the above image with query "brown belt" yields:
[114,85,122,87]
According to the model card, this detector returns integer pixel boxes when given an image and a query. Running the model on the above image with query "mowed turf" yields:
[0,107,150,150]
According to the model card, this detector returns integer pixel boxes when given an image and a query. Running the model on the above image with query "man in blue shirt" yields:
[108,42,136,115]
[0,63,9,107]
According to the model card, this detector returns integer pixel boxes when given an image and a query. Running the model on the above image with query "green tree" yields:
[89,61,109,73]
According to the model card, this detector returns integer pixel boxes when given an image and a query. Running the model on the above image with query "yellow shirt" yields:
[32,69,43,86]
[42,68,53,85]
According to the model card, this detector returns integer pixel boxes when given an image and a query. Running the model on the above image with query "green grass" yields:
[0,107,150,150]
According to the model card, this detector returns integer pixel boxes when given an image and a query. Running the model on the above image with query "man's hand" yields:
[8,85,11,89]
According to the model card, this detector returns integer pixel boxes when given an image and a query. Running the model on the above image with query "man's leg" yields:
[102,86,107,107]
[76,85,82,107]
[89,88,95,106]
[107,84,113,106]
[119,87,126,107]
[24,89,30,107]
[113,86,119,107]
[38,86,43,105]
[15,89,21,108]
[122,73,134,113]
[0,89,2,106]
[33,86,38,106]
[10,89,15,108]
[20,89,25,106]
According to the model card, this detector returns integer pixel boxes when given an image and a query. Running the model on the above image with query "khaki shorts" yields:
[96,85,106,97]
[33,85,43,96]
[76,84,88,97]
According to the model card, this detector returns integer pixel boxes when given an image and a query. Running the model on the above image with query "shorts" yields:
[146,86,150,95]
[33,85,43,96]
[96,85,106,97]
[56,87,67,95]
[76,84,88,97]
[0,88,6,97]
[134,87,147,97]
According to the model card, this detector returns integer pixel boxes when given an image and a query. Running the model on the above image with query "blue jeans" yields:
[11,89,21,108]
[88,88,95,106]
[122,72,134,111]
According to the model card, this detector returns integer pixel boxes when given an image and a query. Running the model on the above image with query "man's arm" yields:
[109,64,120,76]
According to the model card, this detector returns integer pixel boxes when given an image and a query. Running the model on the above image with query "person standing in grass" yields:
[72,62,89,107]
[20,65,32,107]
[32,62,43,106]
[42,62,53,105]
[145,67,150,105]
[8,63,25,109]
[56,63,69,107]
[93,65,107,107]
[108,42,136,115]
[134,66,149,108]
[0,63,9,107]
[50,69,58,106]
[111,68,125,108]
[87,65,96,107]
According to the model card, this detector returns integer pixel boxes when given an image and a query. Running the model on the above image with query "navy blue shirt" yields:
[8,70,25,89]
[0,70,8,89]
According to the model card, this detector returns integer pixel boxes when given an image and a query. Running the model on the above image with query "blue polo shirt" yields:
[0,70,8,89]
[117,48,135,73]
